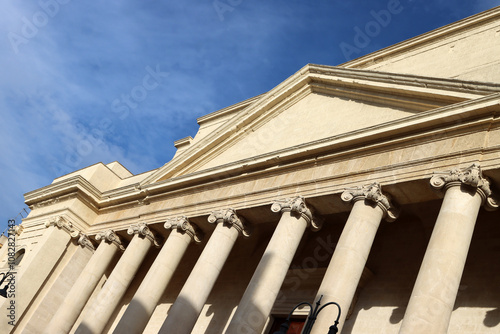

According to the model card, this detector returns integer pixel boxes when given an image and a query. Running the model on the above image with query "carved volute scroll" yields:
[341,182,399,222]
[77,234,96,251]
[430,163,498,211]
[207,209,251,237]
[127,222,161,248]
[164,216,204,243]
[95,229,126,251]
[44,216,81,238]
[271,196,322,231]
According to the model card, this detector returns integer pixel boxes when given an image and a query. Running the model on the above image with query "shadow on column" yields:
[99,246,159,334]
[340,211,428,334]
[484,308,500,327]
[205,301,239,334]
[389,306,405,324]
[116,299,150,332]
[158,295,200,333]
[200,223,274,334]
[75,322,96,334]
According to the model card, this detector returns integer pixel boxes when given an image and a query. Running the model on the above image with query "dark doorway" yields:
[269,316,306,334]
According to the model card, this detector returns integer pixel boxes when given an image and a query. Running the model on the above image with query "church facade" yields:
[2,7,500,334]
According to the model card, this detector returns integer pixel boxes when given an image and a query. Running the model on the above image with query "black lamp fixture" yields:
[273,295,341,334]
[0,271,14,298]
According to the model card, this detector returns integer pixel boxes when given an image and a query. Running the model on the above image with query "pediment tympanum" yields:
[197,92,417,171]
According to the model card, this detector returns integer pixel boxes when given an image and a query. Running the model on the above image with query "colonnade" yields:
[40,163,496,334]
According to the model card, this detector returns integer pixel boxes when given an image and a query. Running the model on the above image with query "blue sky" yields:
[1,0,499,233]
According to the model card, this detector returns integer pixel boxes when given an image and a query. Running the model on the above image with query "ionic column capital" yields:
[127,223,161,247]
[45,216,81,238]
[164,216,203,243]
[271,196,321,230]
[341,182,399,222]
[430,163,498,211]
[208,209,251,237]
[95,230,125,251]
[78,234,95,251]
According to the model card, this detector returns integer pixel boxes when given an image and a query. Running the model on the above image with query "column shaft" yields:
[113,229,192,334]
[399,185,482,333]
[75,232,153,334]
[0,218,73,334]
[227,203,312,334]
[311,200,384,334]
[159,222,240,334]
[45,240,120,334]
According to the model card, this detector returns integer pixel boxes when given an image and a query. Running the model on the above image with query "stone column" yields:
[226,196,320,334]
[0,216,80,334]
[44,230,124,334]
[400,164,497,334]
[25,233,95,333]
[113,217,203,334]
[75,223,160,334]
[311,183,399,334]
[159,209,250,334]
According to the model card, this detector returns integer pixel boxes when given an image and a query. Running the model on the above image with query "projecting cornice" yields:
[196,94,264,126]
[25,175,102,210]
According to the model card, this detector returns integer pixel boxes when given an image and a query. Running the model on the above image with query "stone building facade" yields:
[2,7,500,334]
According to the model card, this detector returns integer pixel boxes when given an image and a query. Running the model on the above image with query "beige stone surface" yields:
[159,215,244,334]
[22,244,93,334]
[75,232,155,334]
[0,224,72,333]
[45,239,120,334]
[226,207,310,334]
[311,197,385,334]
[199,92,415,171]
[400,180,486,333]
[113,227,193,334]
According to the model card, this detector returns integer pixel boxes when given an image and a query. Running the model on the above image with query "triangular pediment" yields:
[195,93,422,171]
[141,65,498,186]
